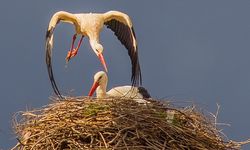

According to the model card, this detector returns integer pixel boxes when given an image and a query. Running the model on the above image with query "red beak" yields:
[98,53,108,72]
[88,81,99,96]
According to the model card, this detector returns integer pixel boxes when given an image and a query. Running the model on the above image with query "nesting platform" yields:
[12,97,248,149]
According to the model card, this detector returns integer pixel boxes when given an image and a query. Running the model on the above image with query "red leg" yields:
[70,34,77,51]
[67,35,84,58]
[73,35,84,55]
[66,34,77,62]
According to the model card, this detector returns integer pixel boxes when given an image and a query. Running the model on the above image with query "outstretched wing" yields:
[45,26,63,99]
[104,11,142,86]
[45,11,79,99]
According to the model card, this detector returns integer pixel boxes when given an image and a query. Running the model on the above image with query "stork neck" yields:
[96,85,107,98]
[89,39,99,49]
[96,75,108,98]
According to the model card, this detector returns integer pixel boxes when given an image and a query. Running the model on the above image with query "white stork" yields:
[88,71,150,103]
[45,10,141,99]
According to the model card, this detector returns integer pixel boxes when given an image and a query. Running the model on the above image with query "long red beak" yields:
[88,81,99,96]
[98,53,108,72]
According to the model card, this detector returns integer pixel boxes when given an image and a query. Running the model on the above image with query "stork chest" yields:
[76,14,104,34]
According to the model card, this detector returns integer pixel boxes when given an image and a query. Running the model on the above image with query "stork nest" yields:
[12,97,249,150]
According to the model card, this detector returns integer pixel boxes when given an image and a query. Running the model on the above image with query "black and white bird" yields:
[45,10,141,99]
[88,71,150,104]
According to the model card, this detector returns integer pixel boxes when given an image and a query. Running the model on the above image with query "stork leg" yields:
[74,35,84,55]
[66,34,84,62]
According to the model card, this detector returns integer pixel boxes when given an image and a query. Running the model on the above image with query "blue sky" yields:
[1,1,250,149]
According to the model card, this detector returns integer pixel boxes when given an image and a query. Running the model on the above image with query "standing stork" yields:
[45,10,141,99]
[88,71,150,104]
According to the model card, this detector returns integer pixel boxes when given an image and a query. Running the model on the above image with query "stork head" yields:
[88,71,108,96]
[94,43,104,54]
[90,41,108,72]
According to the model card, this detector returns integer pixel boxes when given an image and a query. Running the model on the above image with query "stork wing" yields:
[45,11,78,99]
[104,11,142,86]
[45,26,63,99]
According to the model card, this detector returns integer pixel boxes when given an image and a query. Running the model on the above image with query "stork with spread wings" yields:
[45,11,141,98]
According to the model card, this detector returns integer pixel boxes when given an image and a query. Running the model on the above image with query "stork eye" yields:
[97,76,102,81]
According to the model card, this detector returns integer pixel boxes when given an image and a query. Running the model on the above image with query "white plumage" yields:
[88,71,150,104]
[45,11,142,99]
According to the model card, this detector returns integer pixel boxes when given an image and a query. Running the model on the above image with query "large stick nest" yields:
[12,97,249,149]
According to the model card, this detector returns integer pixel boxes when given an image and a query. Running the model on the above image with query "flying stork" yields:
[88,71,150,103]
[45,10,142,99]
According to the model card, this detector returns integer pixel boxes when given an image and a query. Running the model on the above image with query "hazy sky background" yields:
[1,1,250,149]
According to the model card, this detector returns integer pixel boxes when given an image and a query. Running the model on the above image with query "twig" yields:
[99,132,108,148]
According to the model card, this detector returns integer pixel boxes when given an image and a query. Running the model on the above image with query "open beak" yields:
[98,53,108,72]
[88,81,99,96]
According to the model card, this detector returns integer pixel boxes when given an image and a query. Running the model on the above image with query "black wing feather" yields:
[105,19,142,86]
[138,87,151,99]
[45,27,64,99]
